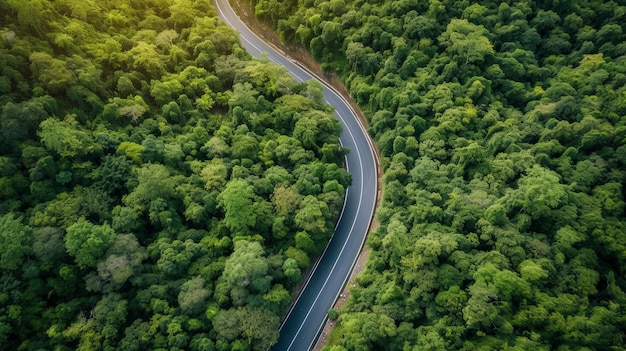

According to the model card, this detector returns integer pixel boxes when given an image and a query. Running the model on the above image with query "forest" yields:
[247,0,626,350]
[0,0,351,350]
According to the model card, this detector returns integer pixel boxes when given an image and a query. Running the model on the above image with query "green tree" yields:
[236,307,280,350]
[96,234,146,291]
[178,276,211,315]
[294,195,331,251]
[0,213,32,271]
[231,133,259,160]
[509,165,567,220]
[213,308,241,342]
[29,52,76,93]
[6,0,54,37]
[217,179,257,237]
[150,77,184,106]
[320,21,343,52]
[271,184,302,215]
[38,116,101,158]
[96,155,132,195]
[221,240,272,307]
[65,218,116,268]
[128,42,166,78]
[32,226,65,264]
[345,41,368,72]
[124,164,181,211]
[1,98,54,146]
[438,18,494,64]
[282,257,301,287]
[339,311,397,349]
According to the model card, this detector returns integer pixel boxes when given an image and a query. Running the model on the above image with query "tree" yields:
[213,308,241,342]
[169,0,197,29]
[154,238,195,278]
[236,307,280,350]
[65,218,116,268]
[231,134,259,160]
[116,76,136,97]
[29,52,76,93]
[96,155,132,195]
[38,116,101,158]
[339,311,397,349]
[156,29,179,48]
[128,42,166,78]
[271,184,302,214]
[345,41,367,72]
[530,9,560,35]
[435,285,468,316]
[217,179,257,237]
[178,276,211,315]
[150,78,185,106]
[124,164,181,210]
[118,320,151,351]
[295,231,317,254]
[294,195,331,251]
[1,98,53,146]
[203,137,231,158]
[221,240,272,307]
[293,116,318,149]
[518,259,548,283]
[509,165,567,220]
[252,199,274,238]
[92,293,129,347]
[462,279,500,331]
[438,19,494,64]
[274,136,312,167]
[32,226,65,264]
[119,104,147,124]
[112,206,145,234]
[282,258,301,287]
[7,0,54,37]
[239,60,293,99]
[0,213,31,271]
[96,234,147,291]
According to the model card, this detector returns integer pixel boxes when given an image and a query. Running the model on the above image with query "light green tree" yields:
[38,116,100,158]
[29,52,76,92]
[218,179,257,236]
[65,218,116,268]
[512,165,567,219]
[221,240,272,306]
[438,18,494,64]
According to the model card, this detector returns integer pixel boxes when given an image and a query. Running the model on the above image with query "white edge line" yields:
[297,109,365,351]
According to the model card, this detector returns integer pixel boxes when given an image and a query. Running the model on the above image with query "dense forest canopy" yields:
[248,0,626,350]
[0,0,350,350]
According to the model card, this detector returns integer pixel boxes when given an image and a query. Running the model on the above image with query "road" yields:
[213,1,378,350]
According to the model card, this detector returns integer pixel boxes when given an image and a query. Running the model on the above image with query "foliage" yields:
[0,1,349,349]
[250,0,626,349]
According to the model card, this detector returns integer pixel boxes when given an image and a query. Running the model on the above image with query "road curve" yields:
[213,1,378,350]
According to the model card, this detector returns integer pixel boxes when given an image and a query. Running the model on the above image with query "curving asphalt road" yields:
[213,1,378,350]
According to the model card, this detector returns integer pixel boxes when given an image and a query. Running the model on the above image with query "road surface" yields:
[214,1,378,350]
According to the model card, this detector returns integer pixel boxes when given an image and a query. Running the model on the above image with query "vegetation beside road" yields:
[249,0,626,349]
[0,1,350,350]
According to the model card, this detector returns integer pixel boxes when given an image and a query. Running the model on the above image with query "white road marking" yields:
[295,109,365,351]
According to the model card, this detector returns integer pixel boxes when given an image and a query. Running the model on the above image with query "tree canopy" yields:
[0,0,349,349]
[248,0,626,349]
